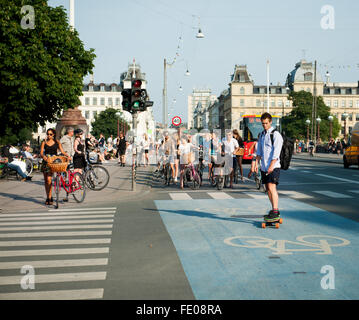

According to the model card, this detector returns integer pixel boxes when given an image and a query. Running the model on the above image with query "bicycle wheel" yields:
[191,171,201,190]
[71,172,86,203]
[85,165,110,191]
[55,175,60,209]
[217,176,224,190]
[25,159,33,176]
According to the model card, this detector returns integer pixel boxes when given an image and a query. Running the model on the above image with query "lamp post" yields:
[305,119,310,146]
[116,112,121,137]
[316,117,321,143]
[342,112,349,141]
[328,115,333,141]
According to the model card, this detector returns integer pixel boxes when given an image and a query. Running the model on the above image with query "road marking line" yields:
[0,288,104,300]
[315,174,359,185]
[302,170,311,173]
[48,207,116,212]
[0,258,108,270]
[0,248,109,257]
[313,191,353,198]
[243,192,267,199]
[0,211,116,218]
[0,272,107,286]
[169,193,192,200]
[348,190,359,194]
[278,191,313,199]
[0,231,112,238]
[0,238,111,247]
[0,225,113,231]
[0,219,114,226]
[207,192,234,199]
[0,215,114,221]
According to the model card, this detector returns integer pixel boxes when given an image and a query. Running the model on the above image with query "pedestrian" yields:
[179,135,192,189]
[40,128,70,205]
[336,139,342,156]
[116,132,128,166]
[222,130,240,188]
[60,127,74,161]
[98,133,106,155]
[73,129,86,174]
[232,129,244,182]
[141,133,150,167]
[255,112,283,221]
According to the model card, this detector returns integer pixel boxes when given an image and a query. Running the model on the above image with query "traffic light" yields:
[121,89,131,112]
[131,79,148,113]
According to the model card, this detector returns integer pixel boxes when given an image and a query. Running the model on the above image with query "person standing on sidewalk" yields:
[60,127,74,161]
[255,113,283,220]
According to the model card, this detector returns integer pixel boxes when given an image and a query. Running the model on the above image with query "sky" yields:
[48,0,359,124]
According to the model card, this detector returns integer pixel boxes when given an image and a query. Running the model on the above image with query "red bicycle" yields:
[49,156,86,209]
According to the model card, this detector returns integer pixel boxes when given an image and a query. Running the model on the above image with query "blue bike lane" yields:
[154,198,359,300]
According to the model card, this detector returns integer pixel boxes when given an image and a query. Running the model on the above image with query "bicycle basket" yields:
[47,156,69,173]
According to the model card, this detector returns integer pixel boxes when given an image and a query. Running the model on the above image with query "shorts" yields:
[145,149,149,154]
[261,168,280,185]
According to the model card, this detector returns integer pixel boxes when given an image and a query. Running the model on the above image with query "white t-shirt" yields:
[222,137,239,157]
[142,140,150,150]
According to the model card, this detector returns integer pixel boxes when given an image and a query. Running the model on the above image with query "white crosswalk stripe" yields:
[313,191,353,198]
[0,207,116,300]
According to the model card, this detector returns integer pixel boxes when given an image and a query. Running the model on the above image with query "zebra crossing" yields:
[0,206,116,300]
[162,189,357,201]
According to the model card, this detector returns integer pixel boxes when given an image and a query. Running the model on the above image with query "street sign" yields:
[172,116,182,127]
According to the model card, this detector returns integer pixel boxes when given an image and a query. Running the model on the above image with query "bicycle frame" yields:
[54,171,82,194]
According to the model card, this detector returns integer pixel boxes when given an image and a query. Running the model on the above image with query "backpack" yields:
[267,129,294,170]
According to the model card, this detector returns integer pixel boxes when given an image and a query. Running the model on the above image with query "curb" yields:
[293,155,343,165]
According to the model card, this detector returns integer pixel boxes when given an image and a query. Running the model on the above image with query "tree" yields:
[282,90,340,141]
[0,0,96,138]
[91,108,130,138]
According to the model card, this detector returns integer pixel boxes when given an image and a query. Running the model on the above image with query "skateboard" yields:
[261,217,283,229]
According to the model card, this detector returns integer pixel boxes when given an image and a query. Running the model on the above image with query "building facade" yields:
[201,60,359,138]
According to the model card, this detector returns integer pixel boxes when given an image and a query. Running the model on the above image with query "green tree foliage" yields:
[0,0,96,138]
[91,108,130,138]
[282,91,340,141]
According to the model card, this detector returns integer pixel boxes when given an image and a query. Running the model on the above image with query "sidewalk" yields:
[0,161,154,213]
[293,151,343,164]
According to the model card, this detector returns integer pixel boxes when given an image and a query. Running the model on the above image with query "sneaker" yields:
[264,210,280,221]
[174,177,178,182]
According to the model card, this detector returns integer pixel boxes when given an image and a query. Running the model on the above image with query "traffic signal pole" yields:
[132,112,138,191]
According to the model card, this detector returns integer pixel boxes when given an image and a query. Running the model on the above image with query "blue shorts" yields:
[261,168,280,185]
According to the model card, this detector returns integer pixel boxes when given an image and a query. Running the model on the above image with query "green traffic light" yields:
[133,101,140,109]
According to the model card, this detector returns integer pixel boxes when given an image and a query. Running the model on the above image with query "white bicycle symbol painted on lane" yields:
[224,235,350,255]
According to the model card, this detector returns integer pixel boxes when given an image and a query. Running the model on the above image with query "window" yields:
[116,98,120,106]
[240,87,245,94]
[304,72,313,81]
[349,114,353,121]
[306,88,311,93]
[100,97,105,106]
[85,97,90,105]
[100,85,105,92]
[93,111,97,118]
[240,99,244,107]
[285,101,290,107]
[108,98,113,106]
[357,101,359,108]
[325,100,331,107]
[256,99,261,107]
[342,100,346,108]
[356,114,359,121]
[85,111,89,119]
[93,97,97,105]
[349,100,353,108]
[111,86,116,92]
[271,100,275,107]
[333,100,338,107]
[278,100,283,107]
[89,85,93,92]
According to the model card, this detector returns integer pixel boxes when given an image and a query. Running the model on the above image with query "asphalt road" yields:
[0,158,358,300]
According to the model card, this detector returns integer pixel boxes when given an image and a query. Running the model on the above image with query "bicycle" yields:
[49,156,86,209]
[162,155,173,186]
[83,155,110,191]
[183,162,201,190]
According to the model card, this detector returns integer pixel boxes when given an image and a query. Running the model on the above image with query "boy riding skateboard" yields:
[255,113,283,222]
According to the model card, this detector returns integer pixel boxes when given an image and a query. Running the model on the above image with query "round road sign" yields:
[172,116,182,126]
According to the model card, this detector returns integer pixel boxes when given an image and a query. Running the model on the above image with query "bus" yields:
[239,114,281,161]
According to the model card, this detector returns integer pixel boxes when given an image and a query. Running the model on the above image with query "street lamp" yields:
[316,117,321,143]
[116,111,121,137]
[328,115,334,141]
[305,119,311,145]
[342,112,349,141]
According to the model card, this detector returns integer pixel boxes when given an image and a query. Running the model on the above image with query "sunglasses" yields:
[47,133,54,136]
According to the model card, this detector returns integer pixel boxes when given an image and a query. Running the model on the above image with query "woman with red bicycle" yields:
[40,128,70,205]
